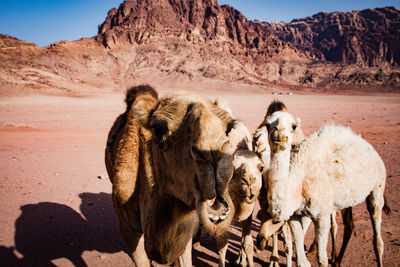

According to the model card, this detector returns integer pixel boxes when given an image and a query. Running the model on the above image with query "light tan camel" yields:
[215,150,263,267]
[105,85,241,266]
[213,99,263,267]
[263,104,389,267]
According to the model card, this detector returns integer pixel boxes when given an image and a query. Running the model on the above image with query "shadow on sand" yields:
[1,192,125,267]
[1,192,272,266]
[192,220,269,266]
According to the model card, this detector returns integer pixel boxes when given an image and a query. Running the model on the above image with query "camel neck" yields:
[268,148,302,221]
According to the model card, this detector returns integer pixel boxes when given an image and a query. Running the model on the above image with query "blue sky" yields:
[0,0,399,47]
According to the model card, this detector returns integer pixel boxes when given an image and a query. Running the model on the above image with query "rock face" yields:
[0,1,399,95]
[256,7,400,67]
[95,0,301,61]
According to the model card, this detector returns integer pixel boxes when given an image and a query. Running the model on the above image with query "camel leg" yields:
[236,216,254,267]
[289,215,310,267]
[301,216,312,235]
[116,220,149,265]
[282,222,293,267]
[113,205,150,266]
[335,207,354,266]
[177,237,192,267]
[315,214,330,267]
[269,232,280,267]
[257,217,285,250]
[330,211,338,264]
[112,195,150,266]
[307,241,317,257]
[130,233,150,267]
[366,186,385,267]
[301,216,317,257]
[217,233,229,267]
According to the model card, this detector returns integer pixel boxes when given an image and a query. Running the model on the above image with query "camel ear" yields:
[213,98,233,116]
[220,139,234,155]
[265,122,271,132]
[133,95,158,128]
[292,117,305,146]
[232,153,243,169]
[295,117,301,127]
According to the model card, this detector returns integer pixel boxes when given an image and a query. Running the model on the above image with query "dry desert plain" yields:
[0,85,399,266]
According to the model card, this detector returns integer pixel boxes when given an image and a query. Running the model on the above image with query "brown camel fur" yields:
[105,86,241,266]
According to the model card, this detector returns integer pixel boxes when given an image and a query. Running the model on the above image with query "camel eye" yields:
[241,177,247,185]
[259,166,264,173]
[150,120,168,148]
[292,124,297,131]
[153,124,166,139]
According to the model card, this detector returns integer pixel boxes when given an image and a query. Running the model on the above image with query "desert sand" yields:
[0,87,399,266]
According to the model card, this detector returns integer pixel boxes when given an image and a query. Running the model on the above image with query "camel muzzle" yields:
[271,135,288,144]
[197,192,235,236]
[206,195,231,224]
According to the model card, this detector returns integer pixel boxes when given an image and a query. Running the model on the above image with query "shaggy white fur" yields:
[293,125,385,212]
[253,121,294,267]
[256,104,359,266]
[267,114,387,267]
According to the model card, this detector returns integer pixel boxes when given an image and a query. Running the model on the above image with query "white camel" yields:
[264,107,388,267]
[252,102,300,267]
[254,102,356,266]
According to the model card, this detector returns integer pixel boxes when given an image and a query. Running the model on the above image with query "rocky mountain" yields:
[255,7,400,67]
[0,1,399,96]
[95,0,304,62]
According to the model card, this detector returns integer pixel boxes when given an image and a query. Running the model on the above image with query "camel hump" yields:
[125,84,158,110]
[106,85,159,206]
[267,100,287,116]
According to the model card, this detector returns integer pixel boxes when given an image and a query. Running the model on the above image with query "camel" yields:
[216,150,263,267]
[263,103,389,267]
[213,99,263,267]
[252,101,302,267]
[253,101,357,267]
[105,85,243,266]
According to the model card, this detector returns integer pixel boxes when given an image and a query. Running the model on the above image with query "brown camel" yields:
[105,85,241,266]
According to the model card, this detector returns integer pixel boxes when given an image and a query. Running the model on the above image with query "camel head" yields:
[231,150,263,205]
[134,93,235,236]
[265,104,302,153]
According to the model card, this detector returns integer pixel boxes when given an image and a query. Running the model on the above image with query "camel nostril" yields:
[272,218,281,224]
[215,195,228,208]
[207,197,216,207]
[272,134,288,144]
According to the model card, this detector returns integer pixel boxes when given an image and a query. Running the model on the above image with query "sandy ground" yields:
[0,88,399,266]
